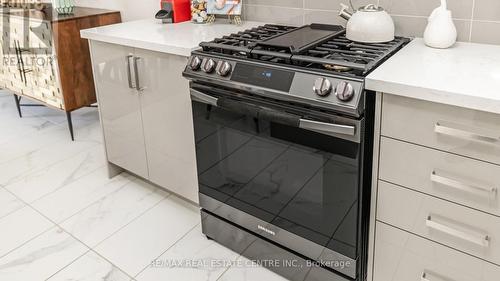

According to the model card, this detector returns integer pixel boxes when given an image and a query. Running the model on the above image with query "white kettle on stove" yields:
[339,3,395,43]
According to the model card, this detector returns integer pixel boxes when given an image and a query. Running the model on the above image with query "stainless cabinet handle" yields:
[421,272,430,281]
[421,272,455,281]
[126,55,135,89]
[299,119,356,136]
[435,122,500,144]
[133,57,143,91]
[431,171,498,197]
[426,215,490,247]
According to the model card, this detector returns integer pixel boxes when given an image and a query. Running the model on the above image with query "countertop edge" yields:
[80,30,194,57]
[366,78,500,115]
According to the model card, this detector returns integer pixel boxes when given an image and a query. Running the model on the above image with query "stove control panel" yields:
[290,73,363,111]
[185,55,364,115]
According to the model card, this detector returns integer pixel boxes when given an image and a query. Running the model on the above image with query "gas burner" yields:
[199,24,409,78]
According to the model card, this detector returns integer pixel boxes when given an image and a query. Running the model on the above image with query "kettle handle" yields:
[339,3,353,20]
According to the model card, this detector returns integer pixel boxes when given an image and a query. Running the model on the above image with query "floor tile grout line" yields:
[29,173,135,225]
[57,182,170,247]
[0,218,55,260]
[2,188,136,279]
[43,249,93,281]
[0,117,102,168]
[0,139,103,188]
[91,193,173,251]
[4,150,106,203]
[133,221,201,279]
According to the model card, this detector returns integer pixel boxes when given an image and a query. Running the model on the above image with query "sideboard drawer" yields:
[377,181,500,265]
[373,222,500,281]
[379,137,500,217]
[381,94,500,165]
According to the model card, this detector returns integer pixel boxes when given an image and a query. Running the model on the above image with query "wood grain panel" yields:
[52,11,121,111]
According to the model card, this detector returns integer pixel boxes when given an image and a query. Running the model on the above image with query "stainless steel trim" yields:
[435,122,500,144]
[133,57,143,91]
[126,55,135,89]
[431,171,498,197]
[199,193,358,278]
[299,119,356,136]
[426,215,490,247]
[201,210,351,281]
[190,89,218,106]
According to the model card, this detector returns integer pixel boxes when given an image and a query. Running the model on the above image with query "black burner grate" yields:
[199,24,410,77]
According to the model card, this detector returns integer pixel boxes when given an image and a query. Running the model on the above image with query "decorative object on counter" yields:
[53,0,75,14]
[339,2,395,43]
[206,0,242,25]
[424,0,457,49]
[191,0,208,24]
[156,0,191,24]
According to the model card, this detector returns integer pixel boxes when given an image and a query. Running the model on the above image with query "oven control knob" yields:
[335,81,355,101]
[202,58,216,73]
[313,77,332,97]
[189,56,202,71]
[216,61,232,76]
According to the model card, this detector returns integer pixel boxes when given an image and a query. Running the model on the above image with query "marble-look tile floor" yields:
[0,91,287,281]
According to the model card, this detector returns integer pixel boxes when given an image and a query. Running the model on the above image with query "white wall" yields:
[75,0,160,21]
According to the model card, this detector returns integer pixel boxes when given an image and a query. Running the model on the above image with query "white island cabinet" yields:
[81,19,262,204]
[365,39,500,281]
[89,40,198,202]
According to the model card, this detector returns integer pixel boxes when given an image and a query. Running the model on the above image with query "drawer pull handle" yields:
[421,272,431,281]
[431,171,498,197]
[435,122,500,144]
[426,215,490,247]
[422,272,454,281]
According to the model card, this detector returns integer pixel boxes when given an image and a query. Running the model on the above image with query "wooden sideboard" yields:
[0,6,121,140]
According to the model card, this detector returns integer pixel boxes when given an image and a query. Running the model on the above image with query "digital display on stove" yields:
[230,64,295,92]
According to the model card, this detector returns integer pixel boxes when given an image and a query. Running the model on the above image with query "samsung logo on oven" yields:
[258,225,276,236]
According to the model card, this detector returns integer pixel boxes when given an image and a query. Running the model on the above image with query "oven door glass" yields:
[192,88,362,262]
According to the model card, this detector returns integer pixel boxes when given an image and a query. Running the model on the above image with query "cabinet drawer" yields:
[377,181,500,265]
[381,94,500,165]
[373,222,500,281]
[379,137,500,217]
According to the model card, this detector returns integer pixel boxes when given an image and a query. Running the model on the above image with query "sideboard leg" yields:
[66,111,74,141]
[13,94,22,118]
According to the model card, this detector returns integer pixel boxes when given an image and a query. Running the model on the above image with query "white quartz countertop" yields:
[80,19,263,57]
[366,38,500,114]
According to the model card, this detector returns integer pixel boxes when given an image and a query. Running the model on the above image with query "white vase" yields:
[424,6,457,49]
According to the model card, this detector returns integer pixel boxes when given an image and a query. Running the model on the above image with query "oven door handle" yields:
[190,89,356,137]
[298,119,356,137]
[191,89,218,106]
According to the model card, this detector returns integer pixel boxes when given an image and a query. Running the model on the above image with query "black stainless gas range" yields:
[183,24,409,281]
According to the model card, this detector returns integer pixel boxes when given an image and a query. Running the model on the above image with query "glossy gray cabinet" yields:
[89,41,198,203]
[368,93,500,281]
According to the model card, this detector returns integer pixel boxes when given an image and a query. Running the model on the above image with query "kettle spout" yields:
[339,3,353,20]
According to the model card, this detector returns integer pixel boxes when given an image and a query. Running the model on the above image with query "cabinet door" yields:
[135,49,198,203]
[90,41,149,179]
